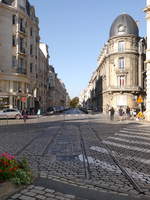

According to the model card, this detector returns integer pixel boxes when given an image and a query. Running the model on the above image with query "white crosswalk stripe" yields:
[115,133,150,141]
[108,136,150,147]
[91,145,150,165]
[123,128,150,133]
[119,130,150,137]
[103,140,150,153]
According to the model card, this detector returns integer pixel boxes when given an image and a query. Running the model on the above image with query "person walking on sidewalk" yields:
[109,107,115,121]
[22,109,27,123]
[126,106,130,120]
[118,107,124,121]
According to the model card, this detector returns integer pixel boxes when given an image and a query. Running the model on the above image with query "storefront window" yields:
[0,97,9,109]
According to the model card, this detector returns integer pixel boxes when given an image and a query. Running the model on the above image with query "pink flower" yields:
[0,152,15,160]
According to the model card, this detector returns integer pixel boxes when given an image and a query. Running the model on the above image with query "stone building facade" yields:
[48,65,68,108]
[80,14,146,112]
[0,0,69,113]
[0,0,40,111]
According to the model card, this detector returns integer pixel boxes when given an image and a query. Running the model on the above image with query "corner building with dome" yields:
[85,14,146,112]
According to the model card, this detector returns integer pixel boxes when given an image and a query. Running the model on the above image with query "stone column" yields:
[144,0,150,120]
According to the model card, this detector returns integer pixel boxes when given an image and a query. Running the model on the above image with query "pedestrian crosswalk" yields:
[104,126,150,155]
[114,133,150,141]
[106,136,150,147]
[90,125,150,192]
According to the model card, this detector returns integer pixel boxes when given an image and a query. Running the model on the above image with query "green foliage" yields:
[11,169,32,185]
[70,97,79,108]
[18,158,30,172]
[0,153,33,185]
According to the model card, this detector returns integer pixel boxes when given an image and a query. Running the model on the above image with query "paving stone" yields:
[21,189,30,194]
[34,186,45,190]
[36,194,46,199]
[44,188,55,193]
[27,185,34,189]
[31,189,45,195]
[25,191,37,197]
[55,196,66,200]
[64,194,76,199]
[11,193,21,199]
[45,193,55,197]
[19,195,36,200]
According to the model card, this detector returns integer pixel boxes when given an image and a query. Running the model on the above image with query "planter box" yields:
[0,182,23,200]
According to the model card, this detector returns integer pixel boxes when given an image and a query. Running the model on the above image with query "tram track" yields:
[88,123,145,195]
[15,122,65,175]
[78,125,91,180]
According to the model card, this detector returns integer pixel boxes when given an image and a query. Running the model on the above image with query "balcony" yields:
[18,48,26,56]
[16,68,27,75]
[18,27,26,36]
[106,86,140,93]
[115,68,128,75]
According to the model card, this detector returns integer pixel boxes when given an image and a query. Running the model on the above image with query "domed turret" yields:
[109,14,139,38]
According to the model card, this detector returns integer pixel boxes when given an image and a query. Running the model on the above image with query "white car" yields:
[0,108,22,119]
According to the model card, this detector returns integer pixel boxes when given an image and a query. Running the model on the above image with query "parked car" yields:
[0,108,22,119]
[47,107,55,115]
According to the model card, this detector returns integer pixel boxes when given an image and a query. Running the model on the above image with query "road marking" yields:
[108,136,150,147]
[78,154,150,183]
[123,128,150,133]
[115,133,150,141]
[90,146,109,154]
[103,141,150,153]
[79,154,120,173]
[91,145,150,165]
[119,130,150,137]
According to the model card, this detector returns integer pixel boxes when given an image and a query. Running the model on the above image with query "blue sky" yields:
[30,0,146,98]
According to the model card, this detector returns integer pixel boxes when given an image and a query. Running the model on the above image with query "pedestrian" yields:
[22,109,27,123]
[118,106,124,121]
[109,107,115,121]
[37,109,41,118]
[126,106,130,120]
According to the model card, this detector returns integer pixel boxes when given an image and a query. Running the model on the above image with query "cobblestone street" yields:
[1,112,150,200]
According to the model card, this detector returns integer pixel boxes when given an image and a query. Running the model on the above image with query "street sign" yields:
[137,95,143,103]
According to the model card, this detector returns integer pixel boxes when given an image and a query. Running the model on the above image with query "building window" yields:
[118,41,125,52]
[19,18,25,33]
[30,44,33,55]
[12,35,16,46]
[30,63,33,73]
[12,15,16,25]
[117,76,125,88]
[118,57,125,69]
[13,81,18,92]
[19,58,24,68]
[12,56,16,67]
[30,27,33,36]
[19,38,25,53]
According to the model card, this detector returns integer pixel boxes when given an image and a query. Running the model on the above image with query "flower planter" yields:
[0,181,23,200]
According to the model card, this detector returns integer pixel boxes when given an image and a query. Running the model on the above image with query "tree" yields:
[70,97,79,108]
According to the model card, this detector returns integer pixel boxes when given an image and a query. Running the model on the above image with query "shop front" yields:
[0,96,9,110]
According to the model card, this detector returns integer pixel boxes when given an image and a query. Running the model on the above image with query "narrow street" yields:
[0,109,150,200]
